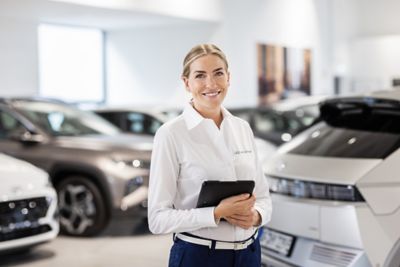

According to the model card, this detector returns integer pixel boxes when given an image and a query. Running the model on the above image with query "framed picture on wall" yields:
[257,43,311,106]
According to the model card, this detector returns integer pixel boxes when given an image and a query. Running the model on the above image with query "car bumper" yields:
[0,188,59,252]
[261,234,371,267]
[120,185,148,211]
[261,194,373,267]
[112,202,147,218]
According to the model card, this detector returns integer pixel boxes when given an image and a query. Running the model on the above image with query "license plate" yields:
[261,228,295,257]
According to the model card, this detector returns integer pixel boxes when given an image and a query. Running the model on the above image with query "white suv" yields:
[0,153,59,253]
[261,90,400,267]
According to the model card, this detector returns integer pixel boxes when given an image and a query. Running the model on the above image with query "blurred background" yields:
[1,0,400,267]
[2,0,400,106]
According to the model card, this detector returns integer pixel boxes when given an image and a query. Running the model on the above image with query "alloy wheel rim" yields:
[58,184,96,234]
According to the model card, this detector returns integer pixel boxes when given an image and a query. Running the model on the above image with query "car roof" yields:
[92,106,169,122]
[323,87,400,103]
[352,88,400,101]
[272,95,330,111]
[0,97,67,105]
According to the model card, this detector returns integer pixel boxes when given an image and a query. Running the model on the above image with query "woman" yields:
[148,44,272,267]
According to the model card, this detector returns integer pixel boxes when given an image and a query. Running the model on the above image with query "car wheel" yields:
[56,176,109,236]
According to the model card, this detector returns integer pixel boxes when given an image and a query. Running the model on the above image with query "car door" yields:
[126,112,163,136]
[0,107,50,169]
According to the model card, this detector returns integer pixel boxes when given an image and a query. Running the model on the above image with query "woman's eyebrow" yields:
[193,67,223,74]
[213,67,223,72]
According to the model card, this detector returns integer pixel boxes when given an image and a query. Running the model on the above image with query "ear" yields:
[227,71,231,86]
[182,76,191,93]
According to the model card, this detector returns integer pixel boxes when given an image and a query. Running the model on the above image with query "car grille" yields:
[0,225,52,242]
[310,244,358,267]
[0,197,51,241]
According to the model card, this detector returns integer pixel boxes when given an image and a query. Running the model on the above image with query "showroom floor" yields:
[1,218,173,267]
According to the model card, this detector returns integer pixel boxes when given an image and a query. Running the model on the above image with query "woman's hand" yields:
[214,194,260,229]
[225,208,261,229]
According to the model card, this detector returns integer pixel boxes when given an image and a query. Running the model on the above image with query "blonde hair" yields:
[182,44,229,78]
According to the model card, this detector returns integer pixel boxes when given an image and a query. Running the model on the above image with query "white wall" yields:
[106,22,219,106]
[332,0,400,93]
[213,0,334,106]
[107,0,335,107]
[355,0,400,36]
[0,18,38,97]
[0,0,336,104]
[3,0,400,103]
[349,36,400,91]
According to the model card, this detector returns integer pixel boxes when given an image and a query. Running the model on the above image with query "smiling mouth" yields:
[202,90,221,97]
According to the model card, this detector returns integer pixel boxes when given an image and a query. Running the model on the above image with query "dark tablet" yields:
[196,180,255,208]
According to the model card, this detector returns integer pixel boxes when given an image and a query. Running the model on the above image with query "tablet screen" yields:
[196,180,255,208]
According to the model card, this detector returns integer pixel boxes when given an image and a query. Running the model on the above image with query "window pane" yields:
[288,123,400,159]
[38,24,104,103]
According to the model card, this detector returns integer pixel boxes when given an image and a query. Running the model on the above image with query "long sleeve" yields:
[249,127,273,226]
[147,126,218,235]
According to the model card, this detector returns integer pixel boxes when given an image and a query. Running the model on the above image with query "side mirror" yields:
[10,130,45,144]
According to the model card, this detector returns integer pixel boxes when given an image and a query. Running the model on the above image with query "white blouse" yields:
[148,103,272,242]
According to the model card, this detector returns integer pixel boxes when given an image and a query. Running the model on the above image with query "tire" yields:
[56,176,109,236]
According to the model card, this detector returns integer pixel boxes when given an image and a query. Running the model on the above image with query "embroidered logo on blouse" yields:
[234,150,252,155]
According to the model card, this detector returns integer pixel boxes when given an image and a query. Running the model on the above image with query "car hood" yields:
[0,153,49,197]
[254,137,277,164]
[53,133,153,152]
[263,152,382,185]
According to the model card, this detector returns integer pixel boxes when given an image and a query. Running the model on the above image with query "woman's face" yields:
[183,54,230,114]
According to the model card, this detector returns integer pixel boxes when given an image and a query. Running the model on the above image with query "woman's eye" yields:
[215,71,224,76]
[195,74,205,79]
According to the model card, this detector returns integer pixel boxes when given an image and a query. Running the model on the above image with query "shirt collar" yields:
[183,101,232,130]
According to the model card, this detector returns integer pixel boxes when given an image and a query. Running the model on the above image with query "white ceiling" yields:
[0,0,218,30]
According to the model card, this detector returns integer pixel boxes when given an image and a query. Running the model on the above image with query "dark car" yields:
[94,107,279,165]
[0,98,153,236]
[229,106,319,146]
[93,107,167,136]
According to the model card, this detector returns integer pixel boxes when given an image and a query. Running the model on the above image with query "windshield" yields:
[15,101,120,136]
[287,98,400,159]
[232,109,304,133]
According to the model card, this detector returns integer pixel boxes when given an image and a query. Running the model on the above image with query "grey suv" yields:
[0,98,153,236]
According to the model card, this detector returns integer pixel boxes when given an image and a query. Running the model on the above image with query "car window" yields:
[14,102,120,136]
[289,122,400,159]
[253,113,277,132]
[95,112,119,127]
[127,112,162,135]
[0,111,27,139]
[253,111,286,132]
[287,118,302,131]
[287,102,400,159]
[230,110,252,122]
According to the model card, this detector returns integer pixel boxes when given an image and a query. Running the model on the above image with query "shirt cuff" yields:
[196,207,219,227]
[254,205,265,226]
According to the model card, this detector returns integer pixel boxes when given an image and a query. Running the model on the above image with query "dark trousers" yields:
[168,237,261,267]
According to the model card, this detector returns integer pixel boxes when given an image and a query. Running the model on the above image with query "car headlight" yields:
[267,176,365,202]
[125,176,145,195]
[113,158,151,169]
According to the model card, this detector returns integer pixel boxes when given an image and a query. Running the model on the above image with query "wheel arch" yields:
[384,238,400,267]
[49,163,113,217]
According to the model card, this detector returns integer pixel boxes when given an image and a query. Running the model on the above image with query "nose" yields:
[205,75,217,88]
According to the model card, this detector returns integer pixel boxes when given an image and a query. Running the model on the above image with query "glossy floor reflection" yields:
[0,218,172,267]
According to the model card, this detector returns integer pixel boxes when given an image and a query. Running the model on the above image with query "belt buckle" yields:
[234,242,246,250]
